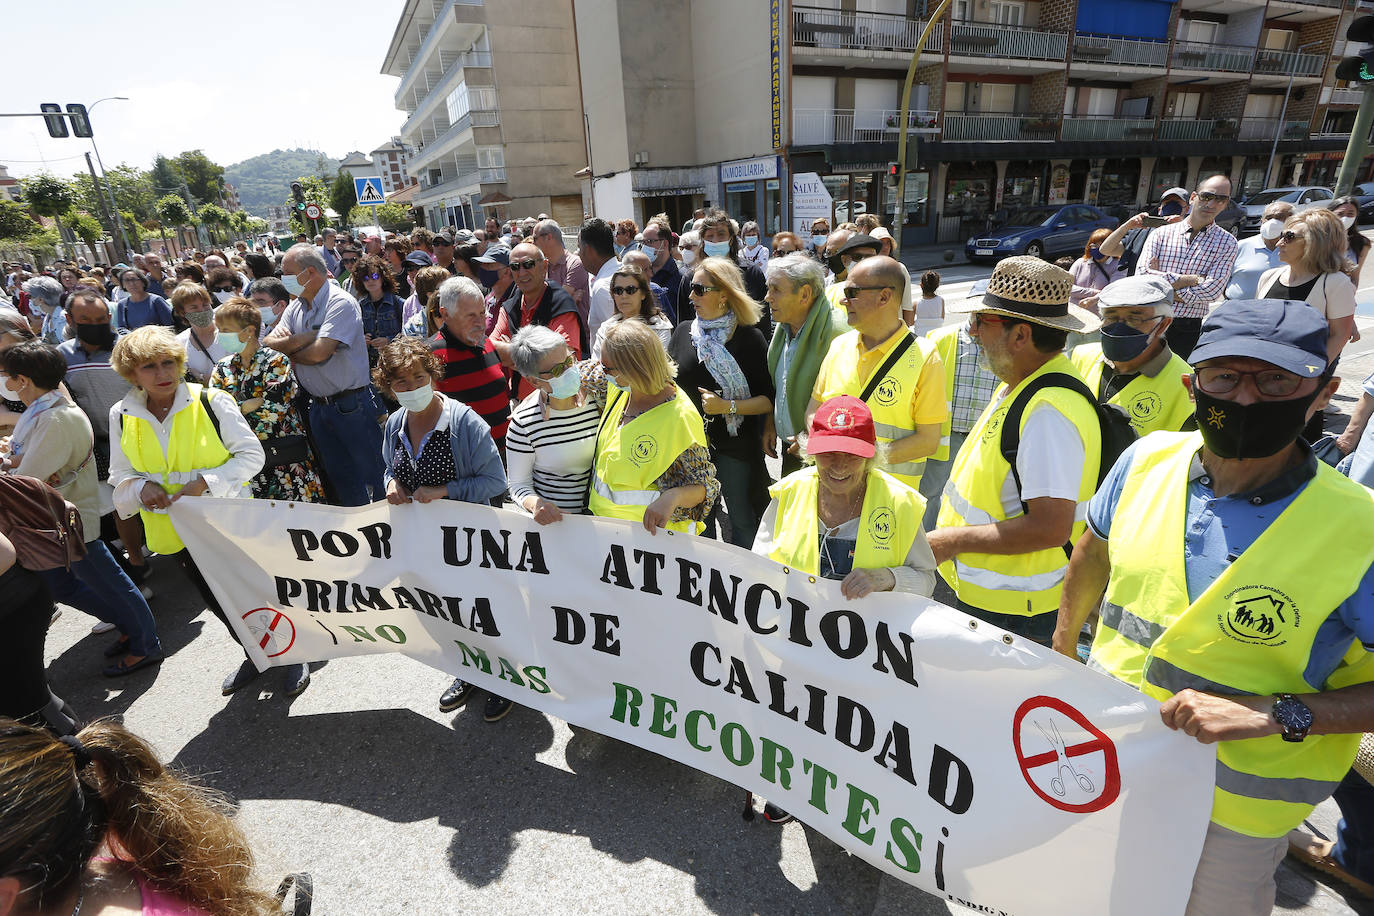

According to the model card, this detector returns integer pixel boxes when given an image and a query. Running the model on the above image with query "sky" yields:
[1,0,405,181]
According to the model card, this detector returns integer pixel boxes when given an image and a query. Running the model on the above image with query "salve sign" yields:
[172,498,1215,916]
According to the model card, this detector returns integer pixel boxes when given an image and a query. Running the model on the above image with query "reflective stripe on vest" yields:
[934,353,1101,616]
[1092,430,1374,837]
[591,472,657,506]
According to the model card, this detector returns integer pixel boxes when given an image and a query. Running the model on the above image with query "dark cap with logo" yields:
[1189,299,1330,378]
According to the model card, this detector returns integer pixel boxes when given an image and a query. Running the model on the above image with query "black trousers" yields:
[176,551,248,660]
[0,564,75,732]
[1165,316,1204,361]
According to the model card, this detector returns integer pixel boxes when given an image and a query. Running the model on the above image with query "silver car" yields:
[1239,186,1333,234]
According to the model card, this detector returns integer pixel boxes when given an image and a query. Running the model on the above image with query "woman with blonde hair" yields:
[1258,208,1357,362]
[0,717,282,916]
[667,256,773,545]
[590,319,718,534]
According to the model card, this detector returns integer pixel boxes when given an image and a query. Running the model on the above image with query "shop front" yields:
[1151,157,1187,201]
[719,156,783,234]
[1096,158,1140,215]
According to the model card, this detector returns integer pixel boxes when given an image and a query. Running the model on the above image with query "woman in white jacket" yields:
[1257,208,1357,363]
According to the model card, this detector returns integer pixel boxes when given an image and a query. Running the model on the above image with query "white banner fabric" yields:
[171,498,1215,916]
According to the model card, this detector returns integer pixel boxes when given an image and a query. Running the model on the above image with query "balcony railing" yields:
[1238,117,1311,141]
[1061,116,1157,141]
[479,167,506,183]
[1170,40,1255,73]
[1312,129,1353,140]
[942,112,1060,142]
[1252,48,1323,78]
[1158,117,1216,140]
[792,108,940,144]
[791,6,944,54]
[948,21,1067,61]
[1323,87,1365,105]
[1070,33,1168,68]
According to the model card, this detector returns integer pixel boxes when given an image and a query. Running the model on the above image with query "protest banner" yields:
[171,497,1215,916]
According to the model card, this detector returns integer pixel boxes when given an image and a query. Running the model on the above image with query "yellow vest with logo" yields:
[935,353,1101,615]
[1093,431,1374,837]
[767,466,925,577]
[588,384,708,534]
[926,324,960,462]
[1070,343,1194,437]
[816,329,942,490]
[119,384,234,555]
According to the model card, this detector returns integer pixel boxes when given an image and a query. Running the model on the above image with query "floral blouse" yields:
[209,346,305,440]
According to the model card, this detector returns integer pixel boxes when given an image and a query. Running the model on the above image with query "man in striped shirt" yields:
[1138,174,1239,359]
[429,276,510,454]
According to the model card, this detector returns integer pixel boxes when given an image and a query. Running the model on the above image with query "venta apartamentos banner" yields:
[171,498,1215,916]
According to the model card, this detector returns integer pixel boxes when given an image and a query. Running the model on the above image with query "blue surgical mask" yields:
[606,372,627,391]
[259,306,279,330]
[703,240,731,258]
[811,234,828,248]
[1100,321,1154,364]
[281,273,305,296]
[547,365,581,399]
[614,244,627,257]
[217,330,247,354]
[1159,200,1184,217]
[744,235,759,247]
[1089,246,1102,260]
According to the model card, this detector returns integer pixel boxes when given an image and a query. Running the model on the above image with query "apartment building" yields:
[381,0,587,231]
[790,0,1371,245]
[370,138,413,194]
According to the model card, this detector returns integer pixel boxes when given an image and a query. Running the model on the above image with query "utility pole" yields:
[892,0,952,255]
[1335,16,1374,196]
[1335,90,1374,197]
[83,153,119,263]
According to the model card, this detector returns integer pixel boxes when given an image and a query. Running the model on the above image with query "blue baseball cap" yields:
[474,244,511,267]
[1189,299,1329,378]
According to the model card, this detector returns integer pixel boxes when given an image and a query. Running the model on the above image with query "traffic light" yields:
[291,181,307,212]
[886,162,900,188]
[1336,16,1374,84]
[39,103,67,138]
[65,103,92,139]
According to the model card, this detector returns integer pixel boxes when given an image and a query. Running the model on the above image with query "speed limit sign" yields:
[304,203,322,221]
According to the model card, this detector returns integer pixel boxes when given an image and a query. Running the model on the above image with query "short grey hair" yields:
[510,325,569,376]
[437,275,484,314]
[679,230,700,249]
[285,243,326,277]
[534,219,564,246]
[24,276,63,306]
[765,253,825,305]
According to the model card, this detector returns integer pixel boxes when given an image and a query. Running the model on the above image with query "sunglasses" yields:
[534,353,576,380]
[1194,367,1303,398]
[510,259,540,272]
[1278,230,1306,244]
[1195,191,1230,205]
[690,282,719,296]
[611,285,641,296]
[842,285,890,299]
[363,272,382,281]
[210,286,235,294]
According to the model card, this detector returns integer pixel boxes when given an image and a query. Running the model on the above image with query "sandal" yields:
[1286,829,1374,898]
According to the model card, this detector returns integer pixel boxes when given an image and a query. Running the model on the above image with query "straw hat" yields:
[948,255,1101,333]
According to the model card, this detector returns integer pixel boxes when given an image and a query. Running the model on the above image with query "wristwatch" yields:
[1272,694,1314,743]
[729,399,738,416]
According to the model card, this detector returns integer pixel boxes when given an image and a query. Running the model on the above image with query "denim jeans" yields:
[712,449,771,548]
[308,389,385,507]
[919,431,968,532]
[40,539,161,657]
[1334,768,1374,883]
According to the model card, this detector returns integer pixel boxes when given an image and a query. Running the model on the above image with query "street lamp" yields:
[86,96,131,257]
[1263,42,1322,191]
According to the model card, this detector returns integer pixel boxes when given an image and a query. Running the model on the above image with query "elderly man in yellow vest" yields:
[1054,299,1374,916]
[807,255,947,493]
[1070,274,1195,435]
[926,256,1102,647]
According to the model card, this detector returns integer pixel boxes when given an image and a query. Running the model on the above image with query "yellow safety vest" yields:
[1070,343,1194,436]
[815,329,943,490]
[588,384,708,534]
[927,324,959,462]
[935,353,1101,615]
[1093,431,1374,837]
[766,466,925,577]
[119,384,233,555]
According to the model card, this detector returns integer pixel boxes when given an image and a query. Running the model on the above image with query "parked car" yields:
[1238,186,1333,234]
[965,204,1116,262]
[1350,182,1374,224]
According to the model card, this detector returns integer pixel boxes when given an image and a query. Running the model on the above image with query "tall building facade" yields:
[370,137,412,193]
[382,0,587,231]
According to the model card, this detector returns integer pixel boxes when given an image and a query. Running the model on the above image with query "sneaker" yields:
[221,659,262,696]
[483,694,513,722]
[762,802,793,824]
[438,677,475,712]
[91,620,116,635]
[281,663,310,698]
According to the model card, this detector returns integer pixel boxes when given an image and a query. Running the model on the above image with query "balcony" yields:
[1252,48,1323,78]
[479,167,506,183]
[791,6,944,55]
[792,108,941,145]
[1158,117,1215,140]
[1239,118,1311,141]
[1322,87,1365,105]
[948,21,1067,62]
[1060,116,1157,141]
[1070,33,1168,68]
[398,49,494,137]
[1312,128,1353,140]
[1169,40,1255,74]
[942,112,1060,142]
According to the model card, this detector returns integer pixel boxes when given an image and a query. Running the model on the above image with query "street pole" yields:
[1335,88,1374,197]
[85,98,132,258]
[892,0,951,255]
[83,152,119,264]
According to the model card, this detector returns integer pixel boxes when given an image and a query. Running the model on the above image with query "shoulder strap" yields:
[198,386,224,445]
[858,332,916,403]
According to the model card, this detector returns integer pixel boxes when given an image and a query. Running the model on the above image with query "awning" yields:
[478,191,513,208]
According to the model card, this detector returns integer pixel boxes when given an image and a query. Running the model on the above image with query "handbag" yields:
[260,434,311,469]
[0,475,86,571]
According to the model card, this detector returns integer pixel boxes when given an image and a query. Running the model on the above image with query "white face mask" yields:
[1260,218,1284,241]
[213,290,235,305]
[681,249,696,267]
[395,382,434,412]
[1340,214,1357,231]
[0,374,19,401]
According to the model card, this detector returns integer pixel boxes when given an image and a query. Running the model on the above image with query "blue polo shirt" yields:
[1089,437,1374,689]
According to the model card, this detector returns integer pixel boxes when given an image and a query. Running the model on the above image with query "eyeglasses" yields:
[1193,366,1305,398]
[967,313,1010,332]
[841,252,872,264]
[1278,230,1306,244]
[363,272,381,281]
[690,282,719,296]
[842,285,891,300]
[643,236,669,247]
[534,354,575,380]
[1104,313,1164,331]
[210,286,235,293]
[1194,191,1231,205]
[510,258,540,272]
[611,285,641,296]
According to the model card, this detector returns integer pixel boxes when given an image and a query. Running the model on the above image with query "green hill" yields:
[225,148,340,216]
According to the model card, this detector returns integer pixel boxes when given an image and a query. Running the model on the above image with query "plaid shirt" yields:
[951,327,1000,434]
[1137,220,1238,319]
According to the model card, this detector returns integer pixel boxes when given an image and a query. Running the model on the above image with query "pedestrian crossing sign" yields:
[354,176,386,206]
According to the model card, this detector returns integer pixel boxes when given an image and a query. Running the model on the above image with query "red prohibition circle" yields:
[1012,695,1121,814]
[241,607,297,658]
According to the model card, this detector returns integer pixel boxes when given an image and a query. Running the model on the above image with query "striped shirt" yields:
[429,325,510,444]
[505,380,600,513]
[1137,220,1238,319]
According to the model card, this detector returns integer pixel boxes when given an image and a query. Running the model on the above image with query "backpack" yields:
[999,372,1137,555]
[0,474,86,571]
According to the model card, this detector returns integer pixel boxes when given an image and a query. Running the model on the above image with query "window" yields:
[946,81,967,113]
[989,1,1024,25]
[1169,92,1202,118]
[953,0,971,20]
[476,146,505,168]
[981,83,1017,113]
[1262,29,1295,52]
[446,81,472,125]
[1181,19,1219,44]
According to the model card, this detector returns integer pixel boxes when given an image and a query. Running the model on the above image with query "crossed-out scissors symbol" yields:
[1036,719,1095,797]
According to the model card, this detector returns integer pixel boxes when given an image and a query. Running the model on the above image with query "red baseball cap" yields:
[807,396,876,458]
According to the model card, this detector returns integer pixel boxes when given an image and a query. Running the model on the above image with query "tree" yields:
[155,194,193,252]
[0,200,38,242]
[105,165,156,222]
[374,202,415,232]
[143,217,170,252]
[330,171,358,222]
[198,203,231,244]
[174,150,226,205]
[229,210,250,237]
[69,211,104,257]
[120,210,142,250]
[21,173,76,253]
[150,155,182,200]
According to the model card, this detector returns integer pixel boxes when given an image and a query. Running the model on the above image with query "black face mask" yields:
[75,322,116,349]
[1193,387,1320,460]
